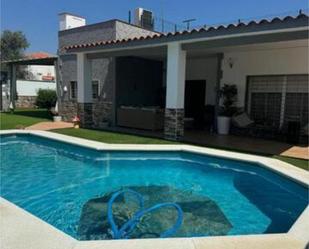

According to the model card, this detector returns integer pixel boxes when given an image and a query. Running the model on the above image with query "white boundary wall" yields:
[16,80,56,96]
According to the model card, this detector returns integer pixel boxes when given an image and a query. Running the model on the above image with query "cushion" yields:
[232,113,254,128]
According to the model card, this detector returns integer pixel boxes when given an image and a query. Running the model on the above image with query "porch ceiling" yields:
[87,46,167,60]
[182,28,308,51]
[185,39,308,58]
[86,38,307,61]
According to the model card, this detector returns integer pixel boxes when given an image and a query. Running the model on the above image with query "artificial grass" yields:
[52,128,177,144]
[273,155,308,171]
[0,108,52,130]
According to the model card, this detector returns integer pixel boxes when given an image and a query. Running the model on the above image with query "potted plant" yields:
[72,116,80,129]
[217,84,237,135]
[51,101,62,122]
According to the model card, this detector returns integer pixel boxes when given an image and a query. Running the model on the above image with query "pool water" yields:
[0,134,308,240]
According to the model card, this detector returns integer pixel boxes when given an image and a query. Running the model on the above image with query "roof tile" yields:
[63,13,308,51]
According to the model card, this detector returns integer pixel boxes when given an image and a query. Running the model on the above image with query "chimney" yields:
[59,13,86,31]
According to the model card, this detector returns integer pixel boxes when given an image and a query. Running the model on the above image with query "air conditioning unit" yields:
[134,8,154,30]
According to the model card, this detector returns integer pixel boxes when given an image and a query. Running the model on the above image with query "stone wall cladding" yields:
[58,20,116,51]
[91,58,115,103]
[58,19,159,51]
[92,101,113,128]
[164,108,184,140]
[58,55,77,103]
[59,101,78,122]
[115,21,159,40]
[78,103,93,128]
[16,96,37,108]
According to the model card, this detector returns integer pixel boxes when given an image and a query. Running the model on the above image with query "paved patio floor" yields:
[184,130,309,160]
[26,121,74,131]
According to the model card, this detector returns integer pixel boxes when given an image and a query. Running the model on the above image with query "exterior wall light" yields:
[227,57,234,68]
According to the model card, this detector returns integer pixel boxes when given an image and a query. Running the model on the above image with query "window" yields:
[284,75,308,127]
[70,81,77,99]
[250,92,281,127]
[247,75,308,128]
[92,80,99,99]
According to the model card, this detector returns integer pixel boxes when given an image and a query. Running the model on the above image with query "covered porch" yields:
[70,43,221,140]
[63,14,308,145]
[70,43,308,142]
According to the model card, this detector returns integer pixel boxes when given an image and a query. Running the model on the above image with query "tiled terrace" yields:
[183,130,309,160]
[94,126,309,160]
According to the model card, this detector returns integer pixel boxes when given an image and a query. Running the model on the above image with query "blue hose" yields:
[107,189,183,239]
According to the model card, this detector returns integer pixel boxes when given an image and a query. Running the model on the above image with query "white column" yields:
[166,43,186,108]
[10,64,17,108]
[77,53,92,103]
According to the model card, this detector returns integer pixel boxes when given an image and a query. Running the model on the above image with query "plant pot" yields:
[217,116,231,135]
[53,116,62,122]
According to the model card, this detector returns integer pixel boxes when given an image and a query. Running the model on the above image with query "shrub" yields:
[218,84,238,117]
[36,89,57,109]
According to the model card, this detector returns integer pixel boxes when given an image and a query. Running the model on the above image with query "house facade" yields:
[58,11,308,141]
[58,13,159,127]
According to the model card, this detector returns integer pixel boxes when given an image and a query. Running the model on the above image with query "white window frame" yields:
[92,79,100,99]
[70,81,77,100]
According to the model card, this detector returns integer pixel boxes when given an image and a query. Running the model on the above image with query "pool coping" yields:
[1,129,308,249]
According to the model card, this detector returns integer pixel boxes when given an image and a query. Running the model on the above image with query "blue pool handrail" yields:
[107,189,183,239]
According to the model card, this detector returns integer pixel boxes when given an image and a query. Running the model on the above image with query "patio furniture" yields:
[300,124,309,144]
[203,105,215,131]
[302,124,309,136]
[287,121,300,144]
[232,112,254,128]
[231,112,278,139]
[117,106,164,131]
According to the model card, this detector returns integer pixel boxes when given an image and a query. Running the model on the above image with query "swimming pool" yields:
[0,133,308,240]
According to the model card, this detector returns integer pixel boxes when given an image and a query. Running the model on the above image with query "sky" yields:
[1,0,308,54]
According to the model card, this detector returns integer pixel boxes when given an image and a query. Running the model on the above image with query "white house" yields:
[57,10,308,141]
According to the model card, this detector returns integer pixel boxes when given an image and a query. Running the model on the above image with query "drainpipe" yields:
[214,53,224,133]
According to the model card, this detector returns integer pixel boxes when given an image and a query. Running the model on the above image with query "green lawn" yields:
[0,108,52,130]
[0,109,307,170]
[53,128,176,144]
[273,155,308,171]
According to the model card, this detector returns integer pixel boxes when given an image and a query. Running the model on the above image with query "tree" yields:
[1,30,29,62]
[0,30,30,77]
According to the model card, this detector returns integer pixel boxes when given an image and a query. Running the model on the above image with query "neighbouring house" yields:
[1,52,57,110]
[57,9,308,141]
